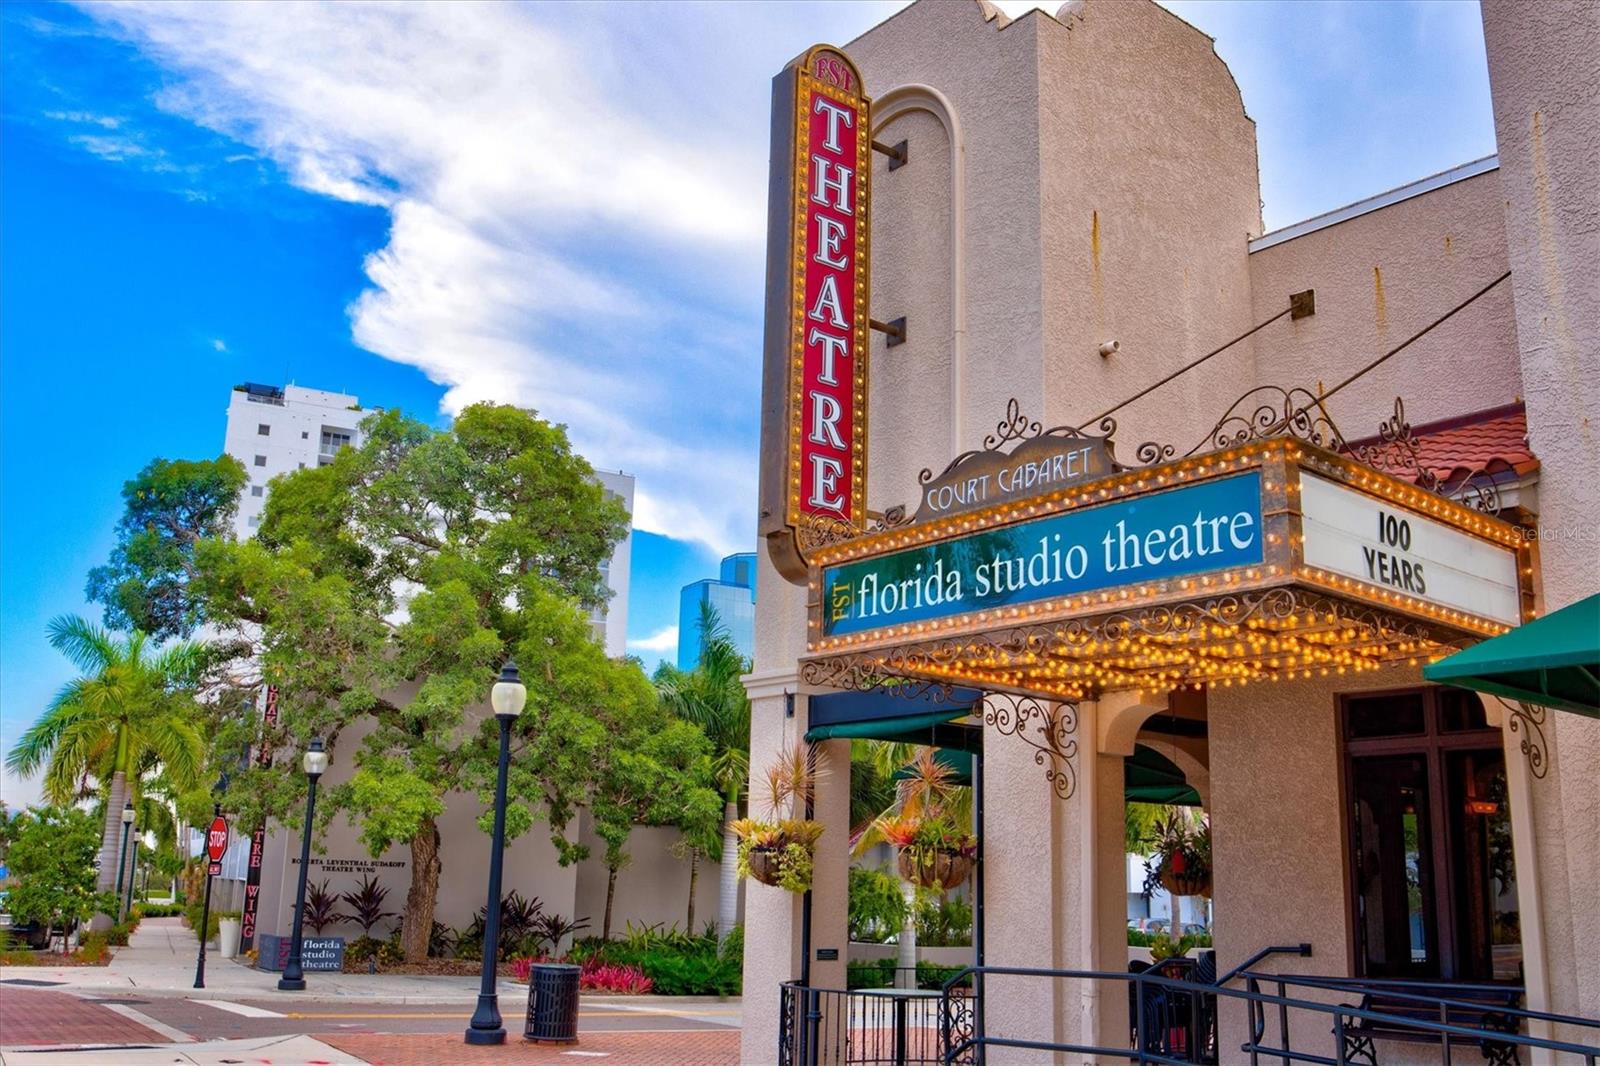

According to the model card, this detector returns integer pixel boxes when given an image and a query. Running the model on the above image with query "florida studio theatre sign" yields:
[810,439,1529,661]
[759,45,871,581]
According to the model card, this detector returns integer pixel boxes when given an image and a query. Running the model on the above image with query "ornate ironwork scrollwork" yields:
[798,656,958,703]
[1177,384,1348,458]
[1497,697,1548,779]
[1348,398,1439,491]
[1343,398,1506,515]
[984,692,1078,801]
[918,401,1121,487]
[940,993,976,1065]
[985,397,1042,451]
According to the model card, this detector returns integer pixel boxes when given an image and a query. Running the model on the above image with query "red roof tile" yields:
[1348,402,1538,485]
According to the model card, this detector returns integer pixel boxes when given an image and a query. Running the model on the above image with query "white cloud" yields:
[211,338,227,353]
[77,0,885,556]
[628,625,680,655]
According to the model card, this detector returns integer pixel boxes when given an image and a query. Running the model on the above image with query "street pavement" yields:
[0,918,741,1065]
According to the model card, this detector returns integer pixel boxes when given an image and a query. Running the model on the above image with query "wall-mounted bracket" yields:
[871,139,908,171]
[870,317,907,347]
[1290,288,1316,320]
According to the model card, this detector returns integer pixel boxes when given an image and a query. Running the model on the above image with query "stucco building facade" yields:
[742,1,1597,1062]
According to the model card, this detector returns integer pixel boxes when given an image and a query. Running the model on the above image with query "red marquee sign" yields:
[760,44,871,582]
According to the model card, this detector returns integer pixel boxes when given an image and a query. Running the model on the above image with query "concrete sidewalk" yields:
[2,918,506,1004]
[0,1034,366,1065]
[1,919,743,1022]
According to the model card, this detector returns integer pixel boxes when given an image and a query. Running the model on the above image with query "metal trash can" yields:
[524,962,581,1044]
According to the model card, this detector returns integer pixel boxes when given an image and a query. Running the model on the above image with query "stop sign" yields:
[206,816,229,863]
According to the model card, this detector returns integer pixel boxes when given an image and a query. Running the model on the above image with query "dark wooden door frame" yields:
[1338,685,1503,982]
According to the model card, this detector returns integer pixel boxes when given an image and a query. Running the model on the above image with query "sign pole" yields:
[194,804,229,989]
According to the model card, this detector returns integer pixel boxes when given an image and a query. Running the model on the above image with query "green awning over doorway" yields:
[1127,744,1203,807]
[1424,593,1600,718]
[804,708,975,748]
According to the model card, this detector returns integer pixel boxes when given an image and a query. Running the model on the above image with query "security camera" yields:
[1098,340,1120,358]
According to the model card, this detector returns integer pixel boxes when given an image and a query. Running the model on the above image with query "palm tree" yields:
[6,616,207,907]
[654,602,749,943]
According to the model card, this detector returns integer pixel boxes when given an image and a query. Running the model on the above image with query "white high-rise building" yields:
[222,382,632,655]
[223,382,367,539]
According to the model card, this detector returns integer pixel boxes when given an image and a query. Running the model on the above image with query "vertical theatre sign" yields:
[239,684,279,950]
[760,44,871,582]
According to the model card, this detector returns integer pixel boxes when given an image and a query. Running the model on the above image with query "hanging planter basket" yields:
[1157,855,1212,898]
[897,847,973,891]
[746,847,783,887]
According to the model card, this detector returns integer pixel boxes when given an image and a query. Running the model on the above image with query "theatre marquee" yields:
[803,437,1533,700]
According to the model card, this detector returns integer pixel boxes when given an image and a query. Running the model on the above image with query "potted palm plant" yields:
[872,750,977,891]
[731,745,826,894]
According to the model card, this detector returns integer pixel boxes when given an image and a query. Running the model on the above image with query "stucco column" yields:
[738,670,809,1066]
[979,695,1070,1062]
[1483,1,1600,1028]
[737,671,852,1066]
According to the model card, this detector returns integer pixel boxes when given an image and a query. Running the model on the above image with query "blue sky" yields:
[0,0,1494,806]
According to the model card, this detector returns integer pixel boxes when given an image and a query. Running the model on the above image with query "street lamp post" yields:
[464,660,527,1046]
[124,838,140,920]
[278,738,330,992]
[115,802,135,922]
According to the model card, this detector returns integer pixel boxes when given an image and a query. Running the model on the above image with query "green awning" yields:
[805,708,974,747]
[1127,744,1203,807]
[1424,593,1600,718]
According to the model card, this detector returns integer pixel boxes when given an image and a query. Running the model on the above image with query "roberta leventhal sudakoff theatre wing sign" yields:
[801,434,1533,701]
[759,46,872,582]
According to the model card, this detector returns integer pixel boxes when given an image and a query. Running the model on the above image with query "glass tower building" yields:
[677,552,757,670]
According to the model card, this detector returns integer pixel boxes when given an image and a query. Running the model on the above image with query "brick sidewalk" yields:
[320,1030,740,1065]
[0,987,170,1047]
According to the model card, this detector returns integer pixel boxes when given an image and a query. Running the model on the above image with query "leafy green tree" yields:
[189,404,633,961]
[6,617,206,904]
[587,705,720,940]
[86,455,248,640]
[653,602,751,943]
[6,806,116,951]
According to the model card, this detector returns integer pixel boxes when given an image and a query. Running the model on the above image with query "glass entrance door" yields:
[1350,754,1436,977]
[1342,688,1522,983]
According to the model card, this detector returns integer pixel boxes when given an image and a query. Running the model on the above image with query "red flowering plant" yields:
[1140,809,1212,898]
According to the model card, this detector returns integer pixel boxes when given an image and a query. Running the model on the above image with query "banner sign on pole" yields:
[759,44,871,582]
[240,685,279,950]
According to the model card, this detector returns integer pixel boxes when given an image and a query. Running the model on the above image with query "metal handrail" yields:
[1217,943,1312,986]
[1239,969,1600,1032]
[936,964,1600,1064]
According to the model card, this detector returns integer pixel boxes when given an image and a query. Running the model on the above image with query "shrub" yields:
[105,915,141,946]
[640,951,741,997]
[340,875,396,939]
[848,866,906,943]
[847,958,896,990]
[916,960,971,990]
[76,931,111,963]
[579,959,652,994]
[304,880,349,935]
[346,935,404,967]
[183,903,239,943]
[133,902,182,918]
[914,890,972,947]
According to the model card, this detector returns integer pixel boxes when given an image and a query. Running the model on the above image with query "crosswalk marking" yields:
[199,999,287,1018]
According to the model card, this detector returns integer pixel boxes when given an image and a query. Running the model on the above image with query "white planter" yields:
[218,918,242,958]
